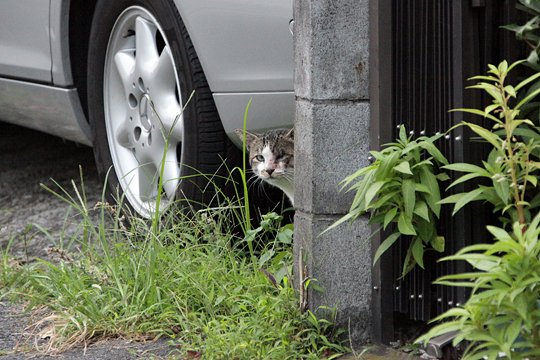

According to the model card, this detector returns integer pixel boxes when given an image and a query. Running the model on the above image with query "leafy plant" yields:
[502,0,540,123]
[503,0,540,69]
[418,61,540,359]
[439,60,540,226]
[328,125,449,277]
[417,214,540,359]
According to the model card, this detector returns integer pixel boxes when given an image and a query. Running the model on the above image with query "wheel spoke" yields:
[159,149,180,200]
[153,46,177,94]
[137,162,158,202]
[154,101,183,142]
[114,120,134,149]
[149,45,183,142]
[114,50,135,89]
[135,17,159,70]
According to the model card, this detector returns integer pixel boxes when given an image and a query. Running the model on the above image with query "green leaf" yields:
[341,164,376,188]
[464,256,498,271]
[411,238,425,269]
[418,141,449,165]
[498,60,508,74]
[519,1,540,15]
[375,151,400,181]
[398,125,407,143]
[504,85,517,98]
[367,190,399,211]
[258,249,275,267]
[394,161,413,175]
[463,122,502,149]
[449,108,499,123]
[323,212,356,234]
[505,318,522,344]
[452,188,484,216]
[443,163,491,175]
[398,213,416,236]
[402,179,416,219]
[468,75,498,82]
[486,226,513,243]
[419,166,442,217]
[413,201,430,221]
[347,171,376,211]
[383,207,398,229]
[414,184,431,193]
[277,226,294,244]
[416,218,435,243]
[416,321,463,345]
[401,247,416,277]
[438,193,463,204]
[432,236,445,252]
[364,181,386,209]
[526,175,538,187]
[373,232,401,265]
[484,103,500,114]
[515,70,540,91]
[492,176,510,205]
[446,172,487,190]
[516,82,540,109]
[436,173,451,181]
[410,159,434,169]
[467,83,504,103]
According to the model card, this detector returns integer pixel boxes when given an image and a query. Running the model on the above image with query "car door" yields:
[0,1,51,83]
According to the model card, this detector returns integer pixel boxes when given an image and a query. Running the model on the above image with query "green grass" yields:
[0,175,347,359]
[0,100,348,358]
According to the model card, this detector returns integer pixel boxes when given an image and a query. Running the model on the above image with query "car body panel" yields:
[0,0,294,147]
[0,78,91,145]
[50,0,74,86]
[173,0,294,93]
[0,1,52,83]
[214,91,294,144]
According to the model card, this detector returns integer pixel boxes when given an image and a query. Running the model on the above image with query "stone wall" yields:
[293,0,373,345]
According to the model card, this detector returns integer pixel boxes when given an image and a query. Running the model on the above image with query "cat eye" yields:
[255,155,265,162]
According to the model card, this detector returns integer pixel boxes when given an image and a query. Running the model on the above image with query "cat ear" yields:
[234,129,259,146]
[284,127,294,140]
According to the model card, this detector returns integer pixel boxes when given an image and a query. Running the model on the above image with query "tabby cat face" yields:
[234,128,294,183]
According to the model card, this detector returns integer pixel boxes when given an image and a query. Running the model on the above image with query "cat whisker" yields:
[248,177,264,195]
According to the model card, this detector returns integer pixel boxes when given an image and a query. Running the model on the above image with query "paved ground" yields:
[0,122,100,259]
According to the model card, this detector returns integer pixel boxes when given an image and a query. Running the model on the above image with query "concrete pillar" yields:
[293,0,372,344]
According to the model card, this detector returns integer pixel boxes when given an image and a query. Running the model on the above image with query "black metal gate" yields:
[370,0,525,343]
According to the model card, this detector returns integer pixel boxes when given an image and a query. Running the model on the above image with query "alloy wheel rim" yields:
[104,6,183,218]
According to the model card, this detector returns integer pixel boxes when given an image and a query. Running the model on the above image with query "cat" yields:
[234,128,294,206]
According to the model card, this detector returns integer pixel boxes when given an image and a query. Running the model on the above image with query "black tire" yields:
[87,0,237,216]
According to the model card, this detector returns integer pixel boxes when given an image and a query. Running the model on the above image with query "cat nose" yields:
[266,169,275,176]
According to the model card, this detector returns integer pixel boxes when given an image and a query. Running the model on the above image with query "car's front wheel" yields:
[88,0,232,217]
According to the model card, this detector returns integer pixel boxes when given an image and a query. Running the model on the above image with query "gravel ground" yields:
[0,122,178,359]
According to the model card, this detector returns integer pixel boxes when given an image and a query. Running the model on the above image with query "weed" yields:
[0,168,346,359]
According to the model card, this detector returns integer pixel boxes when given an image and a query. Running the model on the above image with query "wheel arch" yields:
[171,0,293,93]
[67,0,98,120]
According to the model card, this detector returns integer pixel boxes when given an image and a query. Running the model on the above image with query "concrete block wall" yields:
[293,0,372,345]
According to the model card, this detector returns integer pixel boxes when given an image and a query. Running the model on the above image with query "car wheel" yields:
[87,0,233,217]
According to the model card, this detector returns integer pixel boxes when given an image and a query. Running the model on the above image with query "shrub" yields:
[328,125,449,277]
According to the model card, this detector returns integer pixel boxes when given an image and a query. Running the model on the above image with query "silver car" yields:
[0,0,294,217]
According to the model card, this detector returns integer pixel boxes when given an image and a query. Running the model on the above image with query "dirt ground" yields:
[0,122,177,359]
